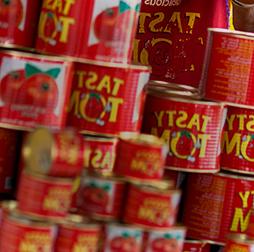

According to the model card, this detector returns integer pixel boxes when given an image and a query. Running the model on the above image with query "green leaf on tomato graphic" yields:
[25,63,60,79]
[119,0,131,13]
[122,232,130,238]
[89,182,97,188]
[45,68,61,79]
[180,130,191,139]
[102,184,111,191]
[164,234,173,239]
[135,3,141,12]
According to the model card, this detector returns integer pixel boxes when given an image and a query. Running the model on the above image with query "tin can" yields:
[102,223,144,252]
[221,105,254,174]
[0,50,73,130]
[183,240,211,252]
[201,28,254,107]
[22,128,84,177]
[67,61,150,136]
[123,183,181,228]
[0,212,57,252]
[36,0,140,63]
[142,87,225,173]
[55,214,101,252]
[77,173,126,220]
[113,132,167,181]
[224,234,254,251]
[17,171,73,219]
[83,135,118,175]
[133,0,228,88]
[183,172,254,244]
[0,0,41,48]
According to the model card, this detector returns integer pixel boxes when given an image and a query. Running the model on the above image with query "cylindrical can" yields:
[0,0,41,48]
[77,173,126,220]
[67,61,150,136]
[17,171,73,219]
[113,132,167,181]
[224,234,254,251]
[0,50,73,130]
[36,0,140,63]
[83,135,118,175]
[221,105,254,174]
[102,223,144,252]
[183,240,211,252]
[142,87,225,173]
[55,214,101,252]
[22,128,84,177]
[183,172,254,244]
[201,28,254,107]
[0,213,57,252]
[123,183,181,228]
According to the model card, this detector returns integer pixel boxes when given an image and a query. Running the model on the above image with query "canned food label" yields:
[225,239,254,252]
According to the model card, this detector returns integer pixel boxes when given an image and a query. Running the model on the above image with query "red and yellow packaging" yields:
[113,132,167,181]
[123,183,181,228]
[0,50,73,130]
[0,213,57,252]
[224,234,254,252]
[36,0,140,63]
[17,171,73,219]
[67,61,150,136]
[221,105,254,174]
[0,0,41,48]
[77,173,126,220]
[142,88,225,173]
[133,0,228,88]
[183,173,254,244]
[183,240,211,252]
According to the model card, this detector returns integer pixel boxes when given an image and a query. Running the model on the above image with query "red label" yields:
[183,241,211,252]
[224,239,253,252]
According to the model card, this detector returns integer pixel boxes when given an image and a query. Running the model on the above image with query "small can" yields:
[102,223,144,252]
[22,128,84,177]
[183,172,254,244]
[83,135,118,175]
[123,183,181,228]
[0,212,57,252]
[77,173,126,220]
[17,171,73,219]
[0,50,73,130]
[224,234,254,251]
[67,61,150,136]
[113,132,167,181]
[183,240,211,252]
[142,86,225,173]
[201,28,254,107]
[0,0,41,48]
[36,0,140,63]
[55,214,101,252]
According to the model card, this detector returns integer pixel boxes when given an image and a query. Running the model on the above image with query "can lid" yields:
[0,200,17,212]
[232,0,254,7]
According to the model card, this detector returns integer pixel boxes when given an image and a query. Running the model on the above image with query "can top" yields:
[208,28,254,39]
[227,233,254,244]
[232,0,254,7]
[62,214,101,229]
[0,200,17,212]
[216,172,254,181]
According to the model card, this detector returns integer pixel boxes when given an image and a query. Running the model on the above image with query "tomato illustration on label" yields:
[110,234,140,252]
[151,235,181,252]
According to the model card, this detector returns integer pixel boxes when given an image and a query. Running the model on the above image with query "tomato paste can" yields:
[67,61,150,136]
[22,128,84,177]
[183,240,211,252]
[183,172,254,244]
[0,212,57,252]
[0,0,41,48]
[201,28,254,107]
[17,171,73,219]
[55,214,101,252]
[113,132,167,181]
[0,50,73,130]
[36,0,141,63]
[142,87,225,173]
[83,134,118,175]
[224,234,254,251]
[123,183,181,228]
[77,173,126,220]
[221,105,254,174]
[102,223,144,252]
[133,0,228,88]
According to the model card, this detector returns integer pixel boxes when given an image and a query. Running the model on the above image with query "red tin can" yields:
[0,212,57,252]
[183,240,211,252]
[102,223,144,252]
[114,132,167,181]
[133,0,228,88]
[224,234,254,252]
[123,183,181,228]
[183,172,254,244]
[221,105,254,174]
[0,0,41,48]
[67,61,150,136]
[0,50,73,130]
[83,135,118,175]
[201,28,254,107]
[55,215,101,252]
[36,0,140,63]
[77,173,126,220]
[142,87,225,173]
[22,128,84,177]
[17,171,73,219]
